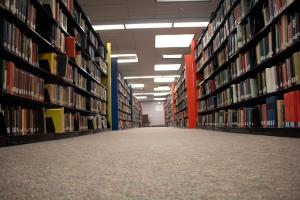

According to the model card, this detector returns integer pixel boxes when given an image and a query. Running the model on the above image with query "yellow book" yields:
[40,53,57,75]
[277,100,284,128]
[45,108,65,134]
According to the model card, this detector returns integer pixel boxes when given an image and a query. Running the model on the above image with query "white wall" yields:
[141,101,165,126]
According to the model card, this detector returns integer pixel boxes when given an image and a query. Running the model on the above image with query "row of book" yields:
[132,96,142,126]
[197,0,298,72]
[118,74,130,94]
[164,94,174,126]
[199,50,300,101]
[118,102,131,114]
[0,19,39,66]
[196,0,245,62]
[118,111,131,121]
[118,120,132,129]
[196,0,295,63]
[0,60,44,101]
[198,90,300,128]
[0,105,45,135]
[176,110,188,128]
[76,52,102,82]
[0,0,37,30]
[89,98,106,114]
[0,105,107,136]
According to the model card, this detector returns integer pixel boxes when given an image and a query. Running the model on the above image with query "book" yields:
[45,108,64,133]
[39,53,57,75]
[0,105,45,135]
[66,37,76,58]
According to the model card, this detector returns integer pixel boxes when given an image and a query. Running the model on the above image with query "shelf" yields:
[198,84,300,114]
[176,106,187,114]
[68,59,107,89]
[197,127,300,138]
[0,128,109,147]
[198,40,300,101]
[118,109,131,115]
[195,0,241,53]
[0,5,62,54]
[196,0,298,74]
[0,92,103,115]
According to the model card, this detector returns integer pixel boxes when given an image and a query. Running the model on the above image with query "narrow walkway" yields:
[0,128,300,200]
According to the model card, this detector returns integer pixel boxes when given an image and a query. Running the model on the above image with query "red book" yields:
[65,37,76,58]
[297,91,300,128]
[284,92,290,128]
[290,91,297,128]
[6,62,15,94]
[261,104,267,128]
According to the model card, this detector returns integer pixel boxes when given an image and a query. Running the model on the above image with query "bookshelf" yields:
[195,0,300,132]
[173,44,198,128]
[111,58,133,130]
[131,95,142,128]
[0,0,108,146]
[164,85,175,127]
[174,67,187,127]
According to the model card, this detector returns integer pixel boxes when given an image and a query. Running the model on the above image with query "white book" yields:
[250,78,258,98]
[266,68,273,93]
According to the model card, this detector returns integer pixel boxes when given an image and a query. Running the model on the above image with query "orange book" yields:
[65,37,76,58]
[6,62,15,94]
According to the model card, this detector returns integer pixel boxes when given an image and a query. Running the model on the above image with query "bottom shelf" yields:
[198,127,300,138]
[0,129,109,147]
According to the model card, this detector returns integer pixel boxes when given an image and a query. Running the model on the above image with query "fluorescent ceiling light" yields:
[155,34,194,48]
[93,24,124,30]
[154,92,169,96]
[129,84,144,89]
[173,21,209,27]
[154,77,175,83]
[125,23,172,29]
[154,86,170,91]
[157,0,208,2]
[154,64,181,71]
[134,93,155,95]
[136,96,147,99]
[117,58,138,63]
[163,54,183,59]
[111,54,137,58]
[124,75,180,80]
[154,98,166,101]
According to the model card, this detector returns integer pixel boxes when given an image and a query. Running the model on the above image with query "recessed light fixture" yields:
[111,54,137,58]
[112,54,138,63]
[173,22,209,27]
[155,34,194,48]
[134,93,155,95]
[154,92,169,96]
[154,64,181,71]
[117,58,139,63]
[124,75,180,80]
[162,54,183,59]
[93,24,125,30]
[157,0,209,2]
[129,84,144,89]
[154,77,175,83]
[154,98,166,101]
[125,23,172,29]
[136,96,147,99]
[154,86,170,91]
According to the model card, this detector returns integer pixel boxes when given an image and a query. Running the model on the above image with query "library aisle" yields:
[0,128,300,200]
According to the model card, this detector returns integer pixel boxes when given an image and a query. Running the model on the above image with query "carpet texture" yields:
[0,128,300,200]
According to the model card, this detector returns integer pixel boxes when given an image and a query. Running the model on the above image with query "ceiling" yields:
[78,0,219,100]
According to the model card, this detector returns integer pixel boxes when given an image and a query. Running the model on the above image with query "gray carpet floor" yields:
[0,128,300,200]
